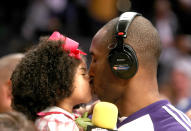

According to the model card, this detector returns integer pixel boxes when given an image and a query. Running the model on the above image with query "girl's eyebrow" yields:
[81,67,87,70]
[80,67,87,71]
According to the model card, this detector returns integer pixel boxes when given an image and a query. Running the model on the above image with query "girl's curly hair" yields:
[11,37,84,121]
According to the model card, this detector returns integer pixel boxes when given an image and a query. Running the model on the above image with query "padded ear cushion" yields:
[108,43,138,79]
[123,44,138,76]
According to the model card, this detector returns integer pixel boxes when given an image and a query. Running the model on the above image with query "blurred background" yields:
[0,0,191,112]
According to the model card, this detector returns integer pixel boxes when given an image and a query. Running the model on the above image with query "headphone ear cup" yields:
[108,12,140,79]
[123,44,138,75]
[108,44,138,79]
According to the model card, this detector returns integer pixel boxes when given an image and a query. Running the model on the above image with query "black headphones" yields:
[108,12,141,79]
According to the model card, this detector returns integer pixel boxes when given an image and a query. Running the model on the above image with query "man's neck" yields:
[115,78,161,117]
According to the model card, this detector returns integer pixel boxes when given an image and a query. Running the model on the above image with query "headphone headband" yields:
[116,12,141,38]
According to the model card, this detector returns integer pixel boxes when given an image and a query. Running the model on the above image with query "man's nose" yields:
[88,63,94,77]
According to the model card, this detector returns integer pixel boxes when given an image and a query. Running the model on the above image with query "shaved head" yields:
[125,16,161,69]
[0,53,24,83]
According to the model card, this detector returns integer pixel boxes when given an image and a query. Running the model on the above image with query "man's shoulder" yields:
[118,114,154,131]
[155,104,191,130]
[118,101,191,131]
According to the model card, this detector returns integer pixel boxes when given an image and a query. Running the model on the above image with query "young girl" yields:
[11,31,92,131]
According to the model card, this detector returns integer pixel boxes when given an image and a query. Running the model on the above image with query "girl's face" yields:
[70,61,92,105]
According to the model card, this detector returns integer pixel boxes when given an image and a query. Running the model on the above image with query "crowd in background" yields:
[0,0,191,113]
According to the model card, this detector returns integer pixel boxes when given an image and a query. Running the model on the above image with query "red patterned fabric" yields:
[35,106,80,131]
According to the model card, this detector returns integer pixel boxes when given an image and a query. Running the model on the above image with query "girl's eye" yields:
[82,71,88,75]
[82,71,89,78]
[82,73,87,76]
[81,69,88,75]
[82,74,89,79]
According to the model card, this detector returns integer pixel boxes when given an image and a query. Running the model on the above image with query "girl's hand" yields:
[74,100,100,116]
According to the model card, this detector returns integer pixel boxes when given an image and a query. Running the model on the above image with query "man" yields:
[0,111,37,131]
[89,12,191,130]
[0,53,24,113]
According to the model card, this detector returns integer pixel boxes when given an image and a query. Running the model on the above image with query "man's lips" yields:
[89,77,94,86]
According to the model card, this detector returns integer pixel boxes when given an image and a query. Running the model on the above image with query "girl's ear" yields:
[6,79,12,95]
[7,80,12,87]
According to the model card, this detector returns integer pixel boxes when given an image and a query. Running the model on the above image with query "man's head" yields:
[89,12,161,103]
[0,111,37,131]
[0,53,24,113]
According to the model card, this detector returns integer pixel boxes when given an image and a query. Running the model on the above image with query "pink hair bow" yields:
[48,31,87,59]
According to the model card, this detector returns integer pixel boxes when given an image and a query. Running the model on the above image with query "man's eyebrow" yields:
[90,52,94,56]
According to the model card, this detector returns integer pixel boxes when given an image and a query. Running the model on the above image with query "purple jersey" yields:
[117,100,191,131]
